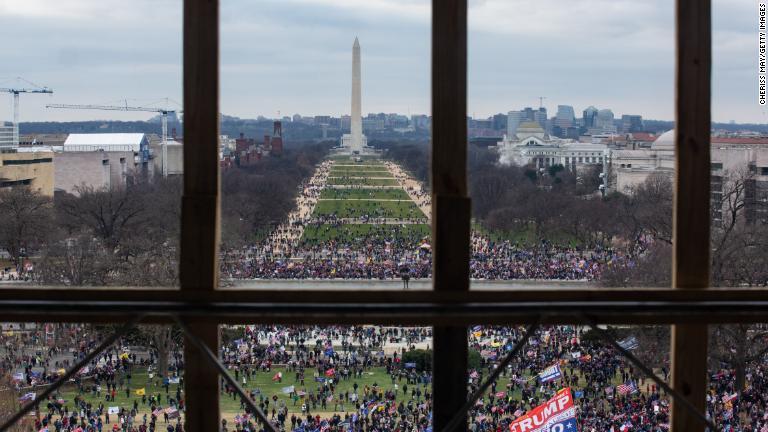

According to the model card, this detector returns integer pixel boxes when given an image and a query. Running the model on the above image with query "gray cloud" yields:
[0,0,763,123]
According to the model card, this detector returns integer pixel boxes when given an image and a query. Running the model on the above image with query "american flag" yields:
[617,381,639,395]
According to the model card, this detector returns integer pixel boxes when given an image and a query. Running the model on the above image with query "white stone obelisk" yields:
[350,37,363,152]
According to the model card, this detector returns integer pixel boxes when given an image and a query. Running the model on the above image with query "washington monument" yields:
[341,37,367,153]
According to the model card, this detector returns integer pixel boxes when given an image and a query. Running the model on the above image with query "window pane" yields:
[468,324,671,430]
[0,322,183,430]
[709,0,768,286]
[219,325,433,430]
[219,1,432,288]
[707,323,768,429]
[467,1,674,289]
[0,1,183,288]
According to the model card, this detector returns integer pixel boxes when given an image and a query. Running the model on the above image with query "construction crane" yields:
[0,78,53,147]
[47,103,178,177]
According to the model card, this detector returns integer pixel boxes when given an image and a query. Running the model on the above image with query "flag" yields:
[495,391,506,398]
[508,388,578,432]
[324,368,335,377]
[574,390,584,398]
[135,388,146,396]
[165,407,180,419]
[18,392,35,402]
[470,371,479,379]
[12,372,24,381]
[538,364,562,383]
[618,336,639,351]
[282,385,295,394]
[152,408,163,416]
[169,377,180,384]
[404,362,417,369]
[272,372,282,381]
[722,392,738,404]
[617,381,639,395]
[108,406,120,415]
[472,325,482,332]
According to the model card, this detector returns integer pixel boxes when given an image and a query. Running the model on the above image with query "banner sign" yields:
[538,364,562,383]
[108,406,120,415]
[508,388,578,432]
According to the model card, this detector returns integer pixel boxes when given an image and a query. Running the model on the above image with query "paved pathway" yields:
[386,162,431,218]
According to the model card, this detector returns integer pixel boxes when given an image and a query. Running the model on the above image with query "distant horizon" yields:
[13,113,768,127]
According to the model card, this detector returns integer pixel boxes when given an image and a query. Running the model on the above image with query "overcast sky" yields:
[0,0,764,123]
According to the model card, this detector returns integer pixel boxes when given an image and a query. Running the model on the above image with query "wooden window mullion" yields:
[181,0,221,430]
[671,0,711,429]
[432,0,470,430]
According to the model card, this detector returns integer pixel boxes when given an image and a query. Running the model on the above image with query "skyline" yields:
[0,0,765,123]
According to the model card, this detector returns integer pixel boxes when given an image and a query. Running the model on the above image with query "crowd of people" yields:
[219,158,640,282]
[220,232,628,281]
[4,323,768,431]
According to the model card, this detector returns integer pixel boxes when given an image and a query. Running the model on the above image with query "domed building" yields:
[495,121,609,171]
[610,130,676,193]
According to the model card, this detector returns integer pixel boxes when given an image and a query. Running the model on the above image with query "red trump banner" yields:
[509,388,578,432]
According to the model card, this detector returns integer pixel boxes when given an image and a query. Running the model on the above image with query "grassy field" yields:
[55,366,429,422]
[328,156,382,164]
[54,363,633,423]
[329,170,393,178]
[320,189,411,200]
[313,200,424,219]
[327,178,400,186]
[300,224,430,244]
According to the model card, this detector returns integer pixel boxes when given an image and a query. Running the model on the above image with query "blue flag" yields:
[538,363,562,383]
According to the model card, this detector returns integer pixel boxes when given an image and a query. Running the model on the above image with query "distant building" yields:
[54,151,112,195]
[0,149,54,196]
[612,131,768,224]
[0,123,14,148]
[582,106,598,129]
[595,109,616,133]
[495,121,608,171]
[492,113,508,131]
[410,115,430,131]
[507,111,524,138]
[554,105,575,129]
[149,139,183,176]
[62,133,151,186]
[620,115,644,133]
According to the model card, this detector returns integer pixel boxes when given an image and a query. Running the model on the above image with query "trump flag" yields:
[509,388,578,432]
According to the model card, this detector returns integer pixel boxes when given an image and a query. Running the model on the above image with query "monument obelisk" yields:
[350,37,363,152]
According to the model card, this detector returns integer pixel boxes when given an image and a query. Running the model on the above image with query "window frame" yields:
[0,0,722,430]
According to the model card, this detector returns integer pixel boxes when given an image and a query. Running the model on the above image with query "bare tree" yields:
[709,324,768,393]
[0,187,54,269]
[56,185,149,249]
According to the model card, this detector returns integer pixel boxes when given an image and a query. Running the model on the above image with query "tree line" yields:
[0,141,330,286]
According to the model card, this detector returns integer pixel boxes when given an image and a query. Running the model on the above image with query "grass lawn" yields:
[327,178,399,186]
[328,156,382,164]
[329,170,393,178]
[300,224,430,245]
[54,363,635,422]
[320,189,411,200]
[313,200,423,219]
